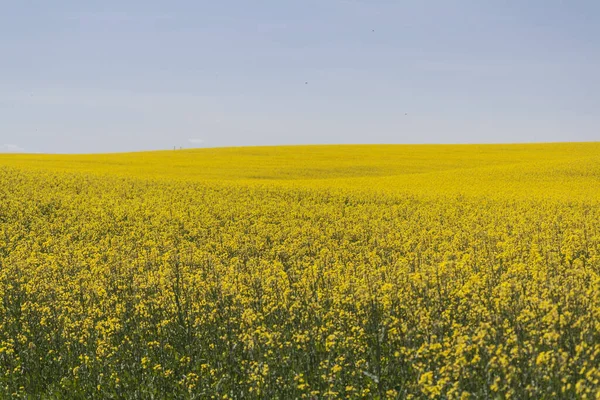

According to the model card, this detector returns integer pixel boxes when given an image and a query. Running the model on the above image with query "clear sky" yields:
[1,0,599,153]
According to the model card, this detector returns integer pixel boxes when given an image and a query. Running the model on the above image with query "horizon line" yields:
[1,140,599,156]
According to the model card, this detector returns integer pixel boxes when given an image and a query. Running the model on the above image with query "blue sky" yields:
[1,0,599,153]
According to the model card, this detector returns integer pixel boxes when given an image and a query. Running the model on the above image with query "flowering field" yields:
[1,143,599,399]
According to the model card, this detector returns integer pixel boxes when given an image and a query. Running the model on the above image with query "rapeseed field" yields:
[0,143,599,398]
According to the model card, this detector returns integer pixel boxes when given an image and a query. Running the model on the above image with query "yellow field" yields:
[1,143,599,398]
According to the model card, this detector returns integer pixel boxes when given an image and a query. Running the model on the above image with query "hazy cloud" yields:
[62,11,175,23]
[0,144,25,153]
[1,88,220,112]
[188,138,205,145]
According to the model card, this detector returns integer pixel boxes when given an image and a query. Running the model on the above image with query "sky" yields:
[1,0,599,153]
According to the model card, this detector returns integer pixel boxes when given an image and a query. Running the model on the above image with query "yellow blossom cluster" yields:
[0,143,599,398]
